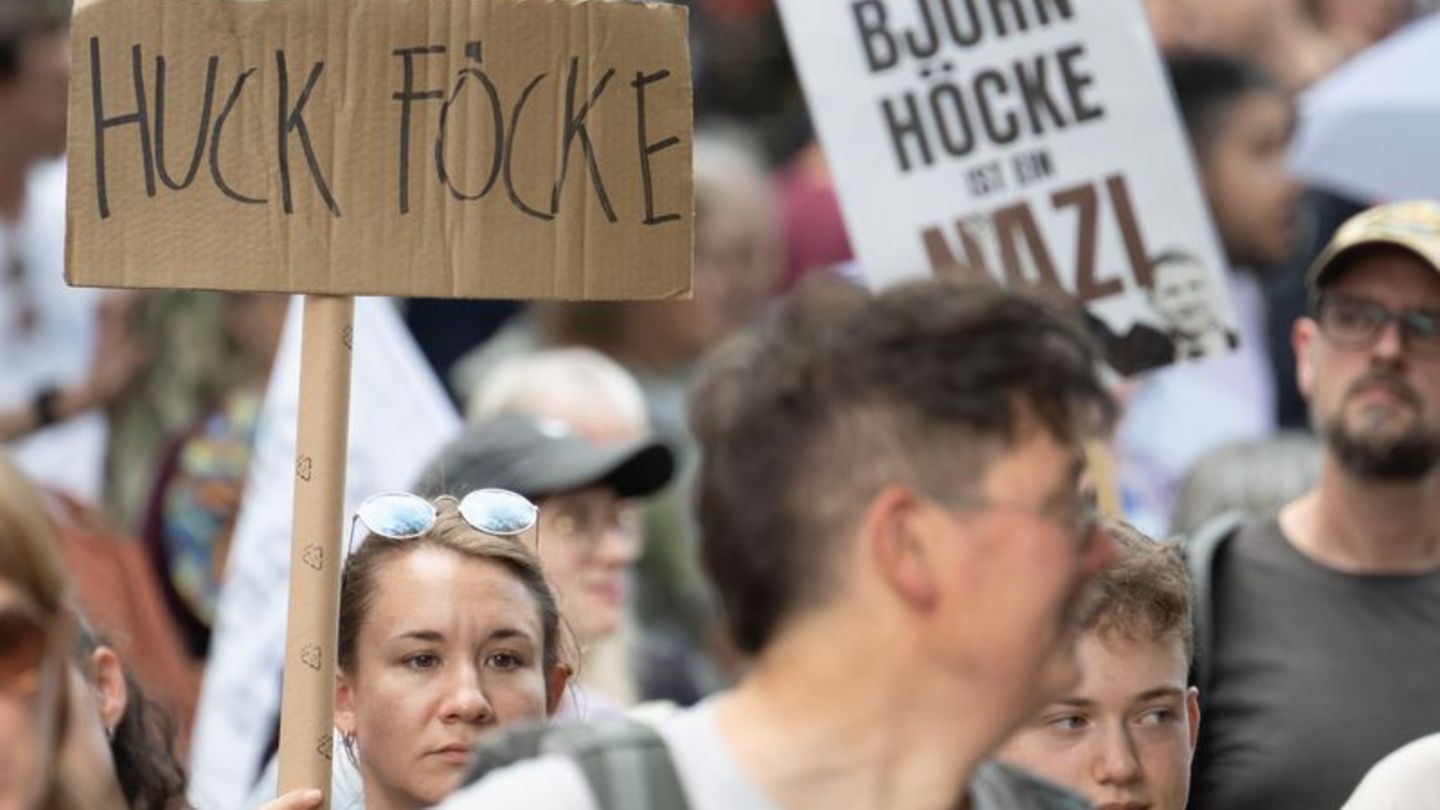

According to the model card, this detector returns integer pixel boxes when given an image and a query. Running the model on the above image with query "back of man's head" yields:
[689,277,1115,655]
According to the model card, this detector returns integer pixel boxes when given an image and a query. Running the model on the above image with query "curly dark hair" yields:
[71,620,190,810]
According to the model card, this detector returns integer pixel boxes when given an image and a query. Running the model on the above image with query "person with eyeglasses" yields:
[1187,200,1440,810]
[413,411,676,718]
[437,278,1115,810]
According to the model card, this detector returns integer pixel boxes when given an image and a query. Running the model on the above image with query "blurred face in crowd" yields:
[622,167,782,370]
[335,548,556,810]
[1297,249,1440,480]
[922,421,1114,721]
[0,27,69,165]
[537,486,640,643]
[1151,256,1222,340]
[1000,630,1200,810]
[1199,90,1301,268]
[0,580,63,810]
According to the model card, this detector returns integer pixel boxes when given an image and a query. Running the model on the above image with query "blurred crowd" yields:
[3,0,1440,809]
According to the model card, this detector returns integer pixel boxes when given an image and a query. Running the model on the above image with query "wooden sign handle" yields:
[1084,439,1123,520]
[276,295,355,807]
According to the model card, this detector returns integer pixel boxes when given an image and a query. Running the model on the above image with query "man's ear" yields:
[546,664,572,716]
[334,672,357,736]
[1293,317,1318,401]
[1186,685,1202,752]
[89,646,129,737]
[866,485,940,611]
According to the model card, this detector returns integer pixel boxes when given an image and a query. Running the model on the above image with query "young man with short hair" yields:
[439,278,1117,810]
[999,520,1199,810]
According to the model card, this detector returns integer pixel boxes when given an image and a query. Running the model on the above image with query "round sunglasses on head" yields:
[348,488,539,557]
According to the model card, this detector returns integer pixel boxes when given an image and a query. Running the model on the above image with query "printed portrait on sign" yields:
[1087,249,1238,376]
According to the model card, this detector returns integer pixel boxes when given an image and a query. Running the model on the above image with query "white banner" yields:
[188,297,460,809]
[778,0,1235,375]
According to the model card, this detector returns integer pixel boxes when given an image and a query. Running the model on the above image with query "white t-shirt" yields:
[438,699,1084,810]
[0,159,105,500]
[1342,733,1440,810]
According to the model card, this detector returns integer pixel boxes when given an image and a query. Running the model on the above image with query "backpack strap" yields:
[462,717,690,810]
[563,717,690,810]
[1182,510,1246,697]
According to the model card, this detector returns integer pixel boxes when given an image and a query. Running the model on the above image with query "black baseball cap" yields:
[414,413,675,501]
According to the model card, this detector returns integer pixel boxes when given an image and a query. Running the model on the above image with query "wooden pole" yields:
[276,295,354,807]
[1084,439,1123,520]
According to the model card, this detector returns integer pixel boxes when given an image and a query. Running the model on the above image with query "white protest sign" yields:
[777,0,1234,376]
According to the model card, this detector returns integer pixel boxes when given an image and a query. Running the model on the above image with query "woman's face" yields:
[335,549,555,810]
[0,581,63,810]
[536,487,640,644]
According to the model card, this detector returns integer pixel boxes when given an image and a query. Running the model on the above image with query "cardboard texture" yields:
[276,296,353,805]
[67,0,693,300]
[1083,440,1121,520]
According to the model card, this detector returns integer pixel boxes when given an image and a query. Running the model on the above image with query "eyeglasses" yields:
[545,498,643,558]
[346,488,540,558]
[1317,295,1440,357]
[0,602,52,698]
[947,490,1100,550]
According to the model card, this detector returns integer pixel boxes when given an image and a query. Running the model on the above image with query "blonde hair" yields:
[467,347,649,441]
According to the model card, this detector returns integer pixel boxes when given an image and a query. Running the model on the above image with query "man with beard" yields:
[1188,200,1440,810]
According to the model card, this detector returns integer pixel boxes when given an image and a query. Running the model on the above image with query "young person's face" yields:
[1200,90,1300,268]
[335,549,557,810]
[536,487,639,643]
[999,631,1199,810]
[0,581,63,810]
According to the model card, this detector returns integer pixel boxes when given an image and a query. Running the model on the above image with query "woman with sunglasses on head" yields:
[332,490,569,810]
[247,489,569,810]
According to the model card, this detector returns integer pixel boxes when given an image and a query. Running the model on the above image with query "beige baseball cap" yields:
[1309,200,1440,295]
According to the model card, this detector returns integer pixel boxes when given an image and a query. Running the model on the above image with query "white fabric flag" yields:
[188,297,460,809]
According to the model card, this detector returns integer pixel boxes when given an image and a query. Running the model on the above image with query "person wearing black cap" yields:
[1188,200,1440,810]
[415,412,676,709]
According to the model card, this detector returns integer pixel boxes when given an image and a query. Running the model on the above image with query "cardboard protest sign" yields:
[776,0,1234,376]
[67,0,693,300]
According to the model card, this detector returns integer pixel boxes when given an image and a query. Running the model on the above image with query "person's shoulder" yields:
[437,752,599,810]
[973,761,1089,810]
[1343,733,1440,810]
